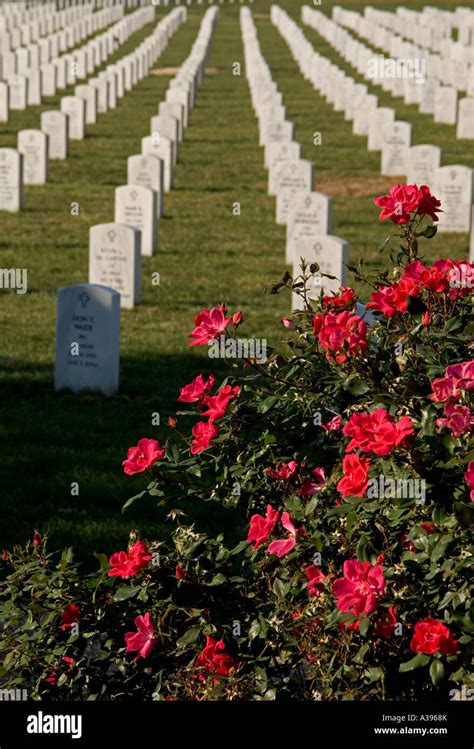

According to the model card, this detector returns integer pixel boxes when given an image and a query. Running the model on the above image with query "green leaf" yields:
[93,552,109,572]
[259,396,279,414]
[353,643,369,664]
[249,619,261,642]
[421,224,437,239]
[431,534,452,563]
[113,586,139,603]
[208,573,226,586]
[429,659,445,686]
[343,375,370,396]
[358,618,371,637]
[177,626,201,649]
[121,491,146,513]
[272,578,290,598]
[399,653,430,672]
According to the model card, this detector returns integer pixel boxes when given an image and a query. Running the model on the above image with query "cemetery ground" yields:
[1,1,473,559]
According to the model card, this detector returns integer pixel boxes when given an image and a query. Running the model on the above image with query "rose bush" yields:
[1,186,472,701]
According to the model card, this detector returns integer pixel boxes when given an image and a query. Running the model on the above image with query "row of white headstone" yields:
[305,6,474,139]
[275,6,474,236]
[0,5,155,122]
[0,6,181,209]
[241,7,347,315]
[357,6,474,72]
[89,4,216,304]
[53,7,220,398]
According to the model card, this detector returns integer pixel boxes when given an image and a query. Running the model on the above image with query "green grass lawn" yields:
[0,1,472,558]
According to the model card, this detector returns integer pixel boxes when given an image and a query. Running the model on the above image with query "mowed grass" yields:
[0,2,472,558]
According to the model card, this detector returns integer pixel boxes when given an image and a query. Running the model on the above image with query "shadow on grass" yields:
[0,352,242,559]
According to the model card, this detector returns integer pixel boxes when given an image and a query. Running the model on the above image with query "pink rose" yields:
[465,462,474,502]
[124,613,156,661]
[188,304,232,346]
[268,512,297,557]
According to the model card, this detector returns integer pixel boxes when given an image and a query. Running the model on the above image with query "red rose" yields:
[201,384,240,422]
[373,183,420,224]
[316,310,368,363]
[177,373,215,403]
[190,421,219,454]
[342,409,414,456]
[266,460,298,480]
[322,286,357,310]
[305,565,326,596]
[247,505,279,549]
[60,603,80,631]
[108,540,152,579]
[416,185,442,222]
[410,617,458,655]
[333,559,385,617]
[195,636,236,682]
[122,438,165,475]
[336,454,371,498]
[464,461,474,502]
[366,282,408,318]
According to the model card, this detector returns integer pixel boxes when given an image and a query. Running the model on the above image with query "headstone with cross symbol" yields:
[54,284,120,396]
[128,153,164,218]
[274,160,314,225]
[406,144,442,187]
[433,164,474,233]
[89,223,141,309]
[291,235,349,311]
[114,184,157,256]
[286,191,333,264]
[17,129,48,185]
[0,148,23,212]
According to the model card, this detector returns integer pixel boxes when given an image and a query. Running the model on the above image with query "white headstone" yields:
[41,62,56,96]
[89,223,141,310]
[274,160,314,225]
[7,74,27,110]
[41,110,68,160]
[25,69,41,105]
[286,191,333,264]
[60,96,85,140]
[0,148,23,212]
[127,153,163,218]
[18,129,48,185]
[0,81,8,123]
[456,98,474,140]
[150,114,179,166]
[368,107,395,151]
[166,88,189,128]
[434,86,458,125]
[292,236,349,311]
[406,144,442,188]
[434,165,473,233]
[159,100,184,141]
[141,135,173,193]
[75,84,98,125]
[264,121,295,166]
[114,185,157,256]
[352,93,378,136]
[268,141,302,195]
[419,79,439,115]
[54,283,120,396]
[381,121,412,176]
